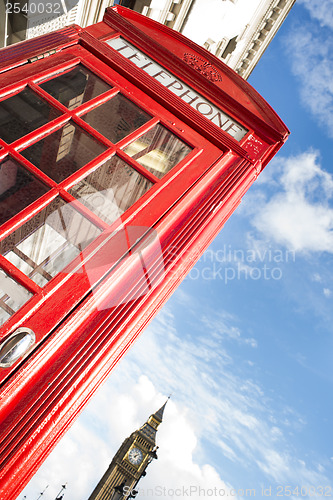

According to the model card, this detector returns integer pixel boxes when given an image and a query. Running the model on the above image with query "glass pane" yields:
[69,156,153,225]
[0,87,62,143]
[21,121,108,183]
[124,124,192,179]
[0,157,49,226]
[40,65,112,110]
[0,197,101,287]
[0,269,33,326]
[81,94,151,144]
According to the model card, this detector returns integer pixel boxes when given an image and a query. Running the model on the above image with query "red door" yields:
[0,43,224,381]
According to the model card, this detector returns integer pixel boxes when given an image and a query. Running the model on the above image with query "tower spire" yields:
[153,396,170,423]
[138,397,169,445]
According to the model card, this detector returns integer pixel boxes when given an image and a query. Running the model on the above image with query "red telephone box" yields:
[0,6,289,498]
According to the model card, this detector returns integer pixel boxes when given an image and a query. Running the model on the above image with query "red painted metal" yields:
[0,7,289,498]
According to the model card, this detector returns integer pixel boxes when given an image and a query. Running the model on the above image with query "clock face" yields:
[128,447,143,465]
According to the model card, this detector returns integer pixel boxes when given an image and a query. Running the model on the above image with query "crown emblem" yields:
[183,53,222,82]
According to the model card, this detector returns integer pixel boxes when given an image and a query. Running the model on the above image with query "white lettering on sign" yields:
[105,37,248,142]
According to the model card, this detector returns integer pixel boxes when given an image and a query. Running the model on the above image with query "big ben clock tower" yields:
[87,400,168,499]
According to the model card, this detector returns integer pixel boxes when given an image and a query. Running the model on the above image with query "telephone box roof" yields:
[102,6,289,142]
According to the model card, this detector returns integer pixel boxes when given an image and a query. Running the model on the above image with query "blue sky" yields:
[21,1,333,499]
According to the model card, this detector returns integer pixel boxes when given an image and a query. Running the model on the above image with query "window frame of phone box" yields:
[0,43,225,380]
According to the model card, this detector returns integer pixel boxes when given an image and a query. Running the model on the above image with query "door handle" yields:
[0,328,35,368]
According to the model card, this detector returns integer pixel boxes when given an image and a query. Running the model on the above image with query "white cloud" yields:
[298,0,333,30]
[245,151,333,253]
[20,418,113,500]
[201,311,258,348]
[217,439,238,462]
[21,294,332,498]
[285,20,333,136]
[21,374,235,500]
[323,288,332,297]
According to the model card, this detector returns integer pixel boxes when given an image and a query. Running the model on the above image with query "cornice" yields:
[232,0,296,79]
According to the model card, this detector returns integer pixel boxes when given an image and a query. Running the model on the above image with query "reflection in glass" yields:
[21,121,108,183]
[124,124,192,179]
[69,156,153,225]
[81,94,151,144]
[0,87,61,143]
[40,65,112,110]
[0,269,33,326]
[0,157,49,226]
[1,197,101,287]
